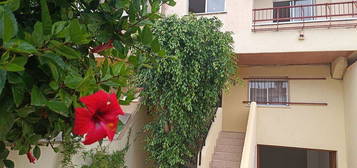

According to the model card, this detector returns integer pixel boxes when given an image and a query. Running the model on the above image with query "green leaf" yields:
[111,62,124,76]
[0,149,9,159]
[64,74,82,89]
[3,160,13,168]
[58,89,72,107]
[6,0,20,11]
[40,0,52,35]
[141,26,153,45]
[6,72,23,84]
[68,19,90,44]
[0,99,14,140]
[33,146,41,159]
[32,22,45,47]
[4,39,37,54]
[12,56,28,67]
[28,135,41,144]
[1,56,28,72]
[151,38,161,53]
[49,40,81,59]
[0,70,6,96]
[48,63,59,81]
[0,6,18,42]
[128,55,138,65]
[12,84,25,107]
[0,51,10,64]
[113,40,124,53]
[16,106,35,118]
[41,53,67,70]
[51,21,67,36]
[46,100,68,117]
[31,86,47,106]
[115,0,130,9]
[1,63,24,72]
[49,81,59,90]
[21,120,32,136]
[0,142,4,152]
[167,0,176,6]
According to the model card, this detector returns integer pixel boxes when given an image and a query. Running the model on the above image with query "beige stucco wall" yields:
[223,65,348,168]
[197,108,222,168]
[165,0,357,54]
[343,61,357,168]
[8,102,150,168]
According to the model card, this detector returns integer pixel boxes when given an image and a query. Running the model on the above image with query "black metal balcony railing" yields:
[252,1,357,31]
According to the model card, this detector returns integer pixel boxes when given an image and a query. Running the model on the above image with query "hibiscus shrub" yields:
[0,0,175,167]
[139,15,238,167]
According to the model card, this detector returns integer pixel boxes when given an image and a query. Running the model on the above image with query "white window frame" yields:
[188,0,226,14]
[290,0,315,22]
[248,80,289,106]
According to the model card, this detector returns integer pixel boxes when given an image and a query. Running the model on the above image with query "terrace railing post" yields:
[325,3,328,19]
[352,2,354,18]
[328,4,332,28]
[302,6,305,29]
[353,1,357,18]
[277,8,280,31]
[253,10,256,32]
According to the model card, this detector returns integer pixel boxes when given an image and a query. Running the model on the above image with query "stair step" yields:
[217,137,244,146]
[220,132,245,139]
[213,152,242,162]
[215,145,243,153]
[210,160,240,168]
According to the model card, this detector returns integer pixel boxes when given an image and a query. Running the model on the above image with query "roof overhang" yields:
[237,51,355,65]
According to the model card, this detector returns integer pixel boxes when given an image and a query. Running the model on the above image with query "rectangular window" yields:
[273,0,314,22]
[273,1,291,22]
[293,0,314,21]
[249,80,288,105]
[189,0,225,13]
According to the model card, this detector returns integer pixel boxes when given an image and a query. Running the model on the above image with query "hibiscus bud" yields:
[26,152,36,164]
[91,40,114,53]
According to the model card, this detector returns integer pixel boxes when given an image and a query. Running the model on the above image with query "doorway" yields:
[258,145,336,168]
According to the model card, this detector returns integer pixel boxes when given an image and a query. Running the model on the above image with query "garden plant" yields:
[0,0,175,167]
[139,15,238,168]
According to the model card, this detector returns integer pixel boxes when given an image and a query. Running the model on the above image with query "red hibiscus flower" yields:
[26,152,36,164]
[73,90,125,145]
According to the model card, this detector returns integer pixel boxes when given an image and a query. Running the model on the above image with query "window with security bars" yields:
[249,80,289,105]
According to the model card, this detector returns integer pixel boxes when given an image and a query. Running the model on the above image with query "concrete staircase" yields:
[210,131,245,168]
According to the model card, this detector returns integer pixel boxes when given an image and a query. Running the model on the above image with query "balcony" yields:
[252,1,357,31]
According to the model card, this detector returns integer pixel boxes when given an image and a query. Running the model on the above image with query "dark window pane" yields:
[189,0,206,13]
[273,1,291,22]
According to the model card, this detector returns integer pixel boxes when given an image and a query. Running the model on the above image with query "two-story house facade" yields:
[163,0,357,168]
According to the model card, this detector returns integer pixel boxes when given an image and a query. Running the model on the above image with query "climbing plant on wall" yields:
[0,0,175,167]
[139,15,238,168]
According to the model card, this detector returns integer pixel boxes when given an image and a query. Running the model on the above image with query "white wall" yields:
[343,61,357,168]
[164,0,357,54]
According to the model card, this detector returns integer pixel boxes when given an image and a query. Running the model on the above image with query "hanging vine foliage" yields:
[139,15,238,168]
[0,0,175,167]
